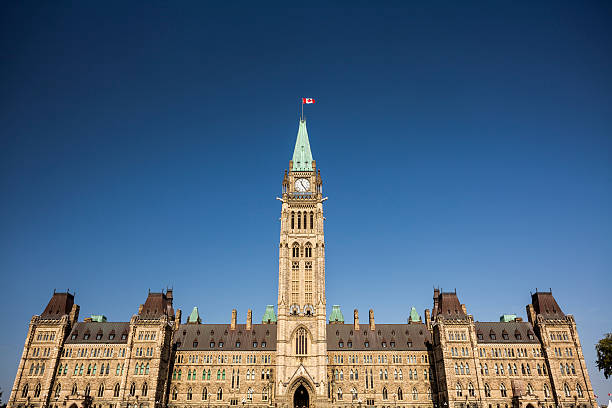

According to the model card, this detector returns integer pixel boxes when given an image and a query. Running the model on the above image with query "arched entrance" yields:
[293,384,309,408]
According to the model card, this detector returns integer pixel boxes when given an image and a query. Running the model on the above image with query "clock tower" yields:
[276,119,328,407]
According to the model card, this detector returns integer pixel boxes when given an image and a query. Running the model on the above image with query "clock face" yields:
[295,178,310,192]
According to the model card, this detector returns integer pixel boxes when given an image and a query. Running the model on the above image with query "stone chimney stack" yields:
[69,304,80,326]
[424,309,431,329]
[176,309,182,325]
[369,309,375,331]
[231,309,237,330]
[138,304,144,315]
[461,304,467,315]
[433,288,440,318]
[354,309,359,330]
[246,309,252,330]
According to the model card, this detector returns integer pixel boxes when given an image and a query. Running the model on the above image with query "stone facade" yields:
[8,119,596,408]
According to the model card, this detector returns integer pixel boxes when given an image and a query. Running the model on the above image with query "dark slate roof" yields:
[41,292,74,320]
[474,321,538,344]
[531,292,565,319]
[65,322,130,344]
[433,292,467,320]
[327,323,431,351]
[174,324,277,351]
[140,291,175,320]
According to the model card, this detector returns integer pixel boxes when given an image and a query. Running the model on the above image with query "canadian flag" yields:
[302,98,315,104]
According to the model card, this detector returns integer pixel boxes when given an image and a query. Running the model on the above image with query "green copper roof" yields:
[409,307,421,323]
[292,119,314,171]
[90,315,107,323]
[329,305,344,323]
[500,314,517,322]
[188,307,201,324]
[262,305,277,323]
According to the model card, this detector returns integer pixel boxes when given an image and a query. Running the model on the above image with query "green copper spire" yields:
[262,305,277,323]
[329,305,345,323]
[187,307,201,324]
[292,119,314,171]
[409,307,421,323]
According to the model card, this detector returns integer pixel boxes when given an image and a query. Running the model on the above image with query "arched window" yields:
[262,387,269,401]
[114,383,120,397]
[303,211,307,229]
[217,388,223,400]
[187,387,193,400]
[305,242,312,257]
[171,388,177,400]
[500,383,507,397]
[382,388,387,400]
[129,382,135,396]
[84,384,91,397]
[571,363,576,375]
[564,383,571,397]
[337,387,343,401]
[55,383,61,398]
[544,384,551,398]
[576,383,583,398]
[22,384,29,398]
[142,382,148,397]
[297,211,302,229]
[296,327,308,355]
[397,388,403,401]
[202,387,208,400]
[352,388,358,401]
[455,363,459,375]
[310,211,314,229]
[292,243,300,258]
[484,384,491,397]
[468,383,475,397]
[71,384,77,396]
[98,384,104,397]
[247,388,253,401]
[527,383,534,395]
[412,387,418,400]
[399,368,403,380]
[456,383,463,397]
[291,211,295,229]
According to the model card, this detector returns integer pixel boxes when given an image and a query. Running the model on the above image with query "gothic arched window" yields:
[305,242,312,257]
[576,383,583,398]
[397,387,403,400]
[98,383,104,397]
[303,211,307,229]
[297,211,302,229]
[187,387,192,400]
[291,211,295,229]
[500,383,507,397]
[310,211,314,229]
[217,388,223,400]
[114,383,120,397]
[55,383,61,398]
[382,387,388,400]
[564,383,571,397]
[202,387,208,400]
[484,383,491,397]
[292,243,300,258]
[456,383,462,397]
[296,327,308,355]
[129,382,135,396]
[22,384,29,398]
[142,382,148,397]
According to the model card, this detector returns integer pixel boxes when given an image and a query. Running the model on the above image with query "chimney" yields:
[369,309,375,331]
[433,288,440,318]
[138,304,144,315]
[69,304,80,326]
[246,309,252,331]
[461,304,467,315]
[526,304,536,325]
[424,309,431,329]
[354,309,359,331]
[231,309,237,330]
[176,309,182,325]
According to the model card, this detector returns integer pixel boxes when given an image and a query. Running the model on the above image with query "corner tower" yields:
[276,119,328,406]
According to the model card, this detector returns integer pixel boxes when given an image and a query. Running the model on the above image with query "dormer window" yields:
[96,332,103,340]
[364,341,369,348]
[121,333,127,340]
[71,333,78,340]
[193,341,198,348]
[210,342,215,348]
[477,333,483,341]
[84,332,90,340]
[261,341,266,347]
[252,342,258,348]
[502,331,509,340]
[407,341,413,348]
[528,332,534,340]
[390,341,395,348]
[489,331,496,340]
[382,342,387,348]
[219,341,224,348]
[339,341,344,348]
[236,341,241,348]
[347,341,353,348]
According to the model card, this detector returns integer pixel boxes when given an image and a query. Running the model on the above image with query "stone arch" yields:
[288,377,315,408]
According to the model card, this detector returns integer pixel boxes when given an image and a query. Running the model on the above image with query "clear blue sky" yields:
[1,1,611,402]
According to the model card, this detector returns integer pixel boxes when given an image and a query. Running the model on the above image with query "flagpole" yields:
[301,98,303,121]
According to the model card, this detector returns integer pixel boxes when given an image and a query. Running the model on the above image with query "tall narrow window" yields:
[297,211,301,229]
[304,261,313,304]
[142,382,148,397]
[55,383,61,398]
[291,212,295,229]
[564,383,571,397]
[98,384,104,397]
[291,261,300,305]
[310,211,314,229]
[296,327,308,355]
[484,384,491,397]
[34,384,41,398]
[303,212,307,229]
[500,383,507,397]
[114,383,120,398]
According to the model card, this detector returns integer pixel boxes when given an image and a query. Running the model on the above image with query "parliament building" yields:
[8,120,597,408]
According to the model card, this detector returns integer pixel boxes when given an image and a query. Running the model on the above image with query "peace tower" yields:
[276,119,328,406]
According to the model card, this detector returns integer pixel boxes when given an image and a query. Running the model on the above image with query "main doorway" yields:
[293,384,309,408]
